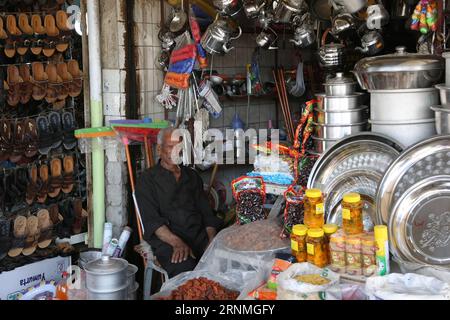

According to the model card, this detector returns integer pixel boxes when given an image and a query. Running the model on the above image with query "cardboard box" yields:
[0,256,71,300]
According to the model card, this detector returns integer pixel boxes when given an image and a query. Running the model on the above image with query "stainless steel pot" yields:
[316,92,365,111]
[311,136,339,153]
[354,46,444,90]
[201,16,242,54]
[315,106,369,125]
[127,264,138,287]
[273,0,301,23]
[313,121,368,139]
[323,72,356,96]
[85,256,129,300]
[369,88,438,121]
[430,106,450,134]
[213,0,243,16]
[290,24,315,48]
[318,43,345,68]
[435,84,450,104]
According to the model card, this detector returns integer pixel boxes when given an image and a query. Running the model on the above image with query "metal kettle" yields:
[200,16,242,54]
[243,0,265,19]
[213,0,243,17]
[356,30,384,56]
[290,24,315,48]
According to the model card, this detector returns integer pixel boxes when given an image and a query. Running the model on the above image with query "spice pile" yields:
[223,219,289,252]
[165,278,239,300]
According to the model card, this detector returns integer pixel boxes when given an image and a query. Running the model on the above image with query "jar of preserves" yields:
[345,235,362,276]
[329,230,346,273]
[361,233,376,276]
[341,193,364,235]
[291,224,308,263]
[304,189,325,229]
[323,224,338,265]
[306,228,328,268]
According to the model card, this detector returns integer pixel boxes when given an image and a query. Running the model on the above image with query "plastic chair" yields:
[134,240,169,300]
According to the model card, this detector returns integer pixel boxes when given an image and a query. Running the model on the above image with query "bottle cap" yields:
[292,224,308,236]
[343,193,361,203]
[307,228,324,238]
[323,224,338,234]
[306,189,322,198]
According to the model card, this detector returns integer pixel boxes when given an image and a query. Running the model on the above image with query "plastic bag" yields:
[281,185,305,237]
[365,273,450,300]
[231,176,266,225]
[277,263,341,300]
[393,256,450,284]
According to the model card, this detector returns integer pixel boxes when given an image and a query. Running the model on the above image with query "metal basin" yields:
[435,84,450,104]
[313,121,368,140]
[316,92,366,111]
[430,105,450,134]
[315,106,369,125]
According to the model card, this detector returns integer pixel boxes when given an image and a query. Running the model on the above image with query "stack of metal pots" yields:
[310,73,368,155]
[354,46,444,147]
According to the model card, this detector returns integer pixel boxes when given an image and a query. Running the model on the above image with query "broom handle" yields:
[125,144,144,242]
[144,137,151,169]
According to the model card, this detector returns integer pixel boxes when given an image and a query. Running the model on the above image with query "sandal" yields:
[36,115,53,155]
[6,65,23,107]
[48,203,63,226]
[56,10,71,31]
[67,60,83,97]
[45,14,59,37]
[18,65,33,105]
[72,198,87,235]
[31,62,49,101]
[0,119,13,161]
[48,157,63,198]
[26,164,39,205]
[31,14,46,34]
[0,16,8,40]
[48,111,63,149]
[62,155,75,194]
[56,62,72,101]
[6,15,22,37]
[18,13,34,35]
[8,215,27,258]
[23,118,38,158]
[10,121,25,163]
[61,111,78,150]
[37,163,49,204]
[45,63,62,103]
[37,209,53,249]
[22,215,40,256]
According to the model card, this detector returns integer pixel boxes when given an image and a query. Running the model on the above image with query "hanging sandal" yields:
[48,111,63,149]
[62,155,75,194]
[45,63,62,103]
[23,118,38,158]
[56,62,71,101]
[8,215,27,258]
[61,111,78,150]
[31,14,46,55]
[18,64,33,104]
[6,15,22,37]
[0,16,8,40]
[18,14,34,35]
[36,115,53,155]
[67,60,83,97]
[48,157,63,198]
[10,121,25,163]
[56,10,71,31]
[26,164,39,205]
[0,119,13,161]
[22,215,40,256]
[31,62,49,101]
[37,209,53,249]
[37,163,49,204]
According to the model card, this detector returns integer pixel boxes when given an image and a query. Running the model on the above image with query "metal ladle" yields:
[170,0,188,33]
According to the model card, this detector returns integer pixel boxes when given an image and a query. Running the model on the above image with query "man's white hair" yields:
[157,127,176,145]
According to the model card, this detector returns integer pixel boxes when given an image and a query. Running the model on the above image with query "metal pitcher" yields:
[213,0,243,17]
[243,0,265,19]
[256,27,278,49]
[200,16,242,54]
[273,0,302,23]
[331,13,358,36]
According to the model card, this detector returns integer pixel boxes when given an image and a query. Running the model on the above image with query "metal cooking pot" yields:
[430,106,450,135]
[315,106,369,125]
[273,0,302,23]
[316,92,365,111]
[435,84,450,104]
[85,256,129,300]
[353,46,444,90]
[311,136,339,153]
[313,121,368,140]
[324,72,356,96]
[213,0,243,16]
[201,16,242,54]
[290,24,315,48]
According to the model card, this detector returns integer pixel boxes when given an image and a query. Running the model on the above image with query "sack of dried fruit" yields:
[282,185,305,238]
[231,176,267,225]
[277,263,341,300]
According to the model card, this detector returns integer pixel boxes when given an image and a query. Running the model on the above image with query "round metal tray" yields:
[389,176,450,267]
[308,133,404,230]
[376,135,450,225]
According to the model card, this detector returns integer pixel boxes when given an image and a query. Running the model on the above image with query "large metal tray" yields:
[389,176,450,267]
[376,135,450,225]
[308,132,404,230]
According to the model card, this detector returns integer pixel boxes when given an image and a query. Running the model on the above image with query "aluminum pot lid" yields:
[389,176,450,266]
[354,46,444,73]
[376,135,450,226]
[85,255,129,274]
[325,72,356,85]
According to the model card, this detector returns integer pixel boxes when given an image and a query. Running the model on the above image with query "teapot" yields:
[201,16,242,54]
[213,0,243,17]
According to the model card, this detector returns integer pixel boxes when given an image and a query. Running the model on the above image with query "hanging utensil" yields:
[170,0,188,33]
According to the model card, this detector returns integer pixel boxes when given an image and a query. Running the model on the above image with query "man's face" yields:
[158,131,182,166]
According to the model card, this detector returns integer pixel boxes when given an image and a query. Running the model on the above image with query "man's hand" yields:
[155,225,195,264]
[206,227,217,245]
[171,237,195,264]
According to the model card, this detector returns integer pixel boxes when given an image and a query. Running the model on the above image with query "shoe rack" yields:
[0,0,87,264]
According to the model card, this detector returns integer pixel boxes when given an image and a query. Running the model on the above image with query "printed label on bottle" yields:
[307,243,315,255]
[342,208,351,220]
[316,203,324,215]
[291,240,299,251]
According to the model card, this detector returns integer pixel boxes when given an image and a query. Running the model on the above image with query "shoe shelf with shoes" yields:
[0,0,87,272]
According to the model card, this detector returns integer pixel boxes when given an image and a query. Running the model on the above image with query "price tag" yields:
[316,203,324,215]
[291,240,299,251]
[307,243,315,255]
[342,208,351,220]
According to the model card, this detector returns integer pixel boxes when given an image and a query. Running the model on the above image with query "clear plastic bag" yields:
[277,263,342,300]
